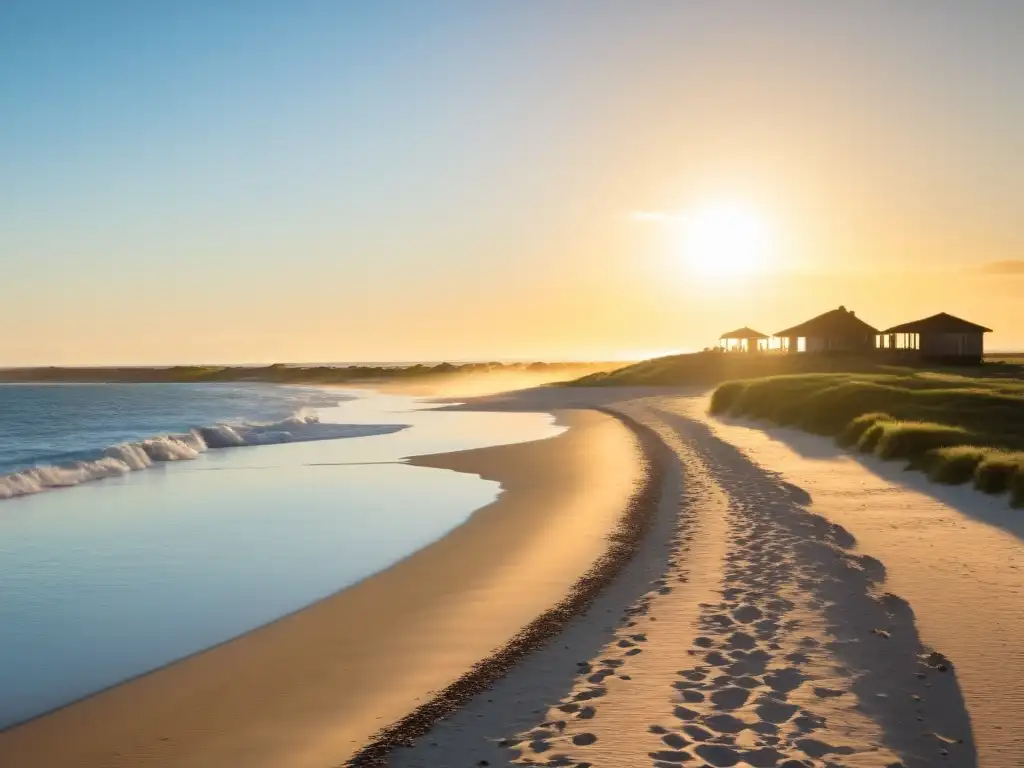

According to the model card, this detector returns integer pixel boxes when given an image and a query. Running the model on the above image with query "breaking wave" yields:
[0,413,407,500]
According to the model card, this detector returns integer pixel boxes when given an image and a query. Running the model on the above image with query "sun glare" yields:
[674,202,773,277]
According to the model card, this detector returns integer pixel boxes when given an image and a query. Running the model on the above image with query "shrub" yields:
[857,421,891,453]
[709,370,1024,508]
[710,381,747,414]
[921,446,988,485]
[837,412,892,447]
[730,374,840,422]
[796,382,910,436]
[974,452,1024,495]
[874,422,973,462]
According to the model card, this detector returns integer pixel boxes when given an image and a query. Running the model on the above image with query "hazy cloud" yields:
[977,260,1024,275]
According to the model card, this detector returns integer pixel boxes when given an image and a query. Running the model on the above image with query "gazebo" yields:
[718,326,769,353]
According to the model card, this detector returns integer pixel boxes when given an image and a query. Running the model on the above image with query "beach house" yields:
[877,312,992,365]
[774,306,879,354]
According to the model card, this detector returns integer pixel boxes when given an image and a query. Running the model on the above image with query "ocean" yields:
[0,384,561,727]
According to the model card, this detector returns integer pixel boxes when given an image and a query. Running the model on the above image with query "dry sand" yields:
[390,388,982,768]
[695,396,1024,766]
[0,408,643,768]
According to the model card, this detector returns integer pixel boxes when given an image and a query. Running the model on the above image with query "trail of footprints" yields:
[499,417,966,767]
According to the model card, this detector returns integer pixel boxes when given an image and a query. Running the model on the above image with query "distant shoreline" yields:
[0,361,617,385]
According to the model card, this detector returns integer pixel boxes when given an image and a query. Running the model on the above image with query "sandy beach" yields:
[0,407,644,768]
[5,385,1024,767]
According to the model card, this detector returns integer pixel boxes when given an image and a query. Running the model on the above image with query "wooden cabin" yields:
[718,326,769,353]
[775,306,878,354]
[878,313,991,365]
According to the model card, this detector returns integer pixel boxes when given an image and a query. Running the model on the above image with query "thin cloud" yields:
[977,260,1024,275]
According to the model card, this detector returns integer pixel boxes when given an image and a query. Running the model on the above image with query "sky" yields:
[3,1,1024,364]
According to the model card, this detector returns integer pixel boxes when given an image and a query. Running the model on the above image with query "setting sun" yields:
[676,202,773,277]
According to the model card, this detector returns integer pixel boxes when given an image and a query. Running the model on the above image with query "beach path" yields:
[392,389,991,768]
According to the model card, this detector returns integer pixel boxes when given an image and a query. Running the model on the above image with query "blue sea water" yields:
[0,383,346,473]
[0,384,561,727]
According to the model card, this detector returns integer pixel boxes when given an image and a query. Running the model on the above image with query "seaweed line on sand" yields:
[341,406,668,767]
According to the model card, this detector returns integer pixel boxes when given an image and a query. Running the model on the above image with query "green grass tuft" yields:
[873,422,974,462]
[837,412,892,447]
[857,421,891,453]
[709,381,747,414]
[973,452,1024,495]
[921,446,989,485]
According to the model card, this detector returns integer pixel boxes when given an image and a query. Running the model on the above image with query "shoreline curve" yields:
[0,406,653,768]
[346,406,667,766]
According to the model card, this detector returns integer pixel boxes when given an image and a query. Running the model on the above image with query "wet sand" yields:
[0,408,644,768]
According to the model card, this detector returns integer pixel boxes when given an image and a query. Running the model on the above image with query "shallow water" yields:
[0,389,562,727]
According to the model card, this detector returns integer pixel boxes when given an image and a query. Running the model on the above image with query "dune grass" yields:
[974,452,1024,496]
[873,422,973,463]
[921,446,989,485]
[710,371,1024,508]
[837,412,892,447]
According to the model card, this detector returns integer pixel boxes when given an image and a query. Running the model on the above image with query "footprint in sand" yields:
[571,732,598,746]
[673,705,700,721]
[794,737,855,758]
[733,675,761,689]
[710,686,750,710]
[813,686,845,698]
[683,724,714,741]
[792,712,826,732]
[660,732,690,749]
[755,700,799,723]
[764,667,805,693]
[726,631,757,650]
[702,713,747,734]
[694,743,742,766]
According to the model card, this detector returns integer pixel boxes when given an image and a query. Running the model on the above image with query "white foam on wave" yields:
[0,413,407,501]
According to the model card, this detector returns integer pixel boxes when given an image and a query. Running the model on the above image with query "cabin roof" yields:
[775,306,879,338]
[719,326,769,340]
[882,312,992,335]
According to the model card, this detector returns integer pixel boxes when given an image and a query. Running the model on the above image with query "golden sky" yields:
[2,2,1022,364]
